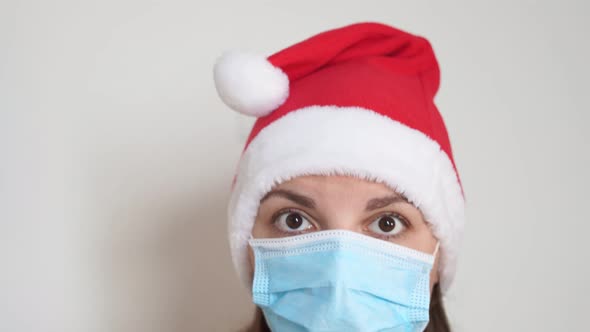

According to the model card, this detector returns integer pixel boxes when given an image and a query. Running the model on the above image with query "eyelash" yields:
[367,212,411,241]
[270,208,315,236]
[270,208,412,239]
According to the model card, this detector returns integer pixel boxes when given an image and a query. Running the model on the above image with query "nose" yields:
[320,215,362,233]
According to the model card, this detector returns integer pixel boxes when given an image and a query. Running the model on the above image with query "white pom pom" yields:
[213,50,289,117]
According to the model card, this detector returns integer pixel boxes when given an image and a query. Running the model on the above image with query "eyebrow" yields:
[364,194,410,211]
[259,189,410,211]
[260,189,316,209]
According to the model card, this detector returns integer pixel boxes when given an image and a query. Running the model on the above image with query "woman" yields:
[214,22,465,332]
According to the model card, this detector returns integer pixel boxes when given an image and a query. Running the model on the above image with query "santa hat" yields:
[214,22,466,293]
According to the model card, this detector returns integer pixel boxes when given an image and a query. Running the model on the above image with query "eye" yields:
[273,210,314,234]
[367,213,407,238]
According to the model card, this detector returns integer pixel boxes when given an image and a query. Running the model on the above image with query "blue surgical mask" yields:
[248,229,439,332]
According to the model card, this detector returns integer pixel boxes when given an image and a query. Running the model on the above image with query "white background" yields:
[2,1,589,331]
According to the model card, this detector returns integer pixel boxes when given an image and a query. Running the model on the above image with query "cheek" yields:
[252,215,273,238]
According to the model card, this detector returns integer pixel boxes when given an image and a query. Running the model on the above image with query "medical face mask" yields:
[248,229,439,332]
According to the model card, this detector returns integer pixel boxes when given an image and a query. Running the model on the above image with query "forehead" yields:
[274,174,396,196]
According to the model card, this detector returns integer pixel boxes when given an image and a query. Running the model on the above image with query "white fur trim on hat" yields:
[227,105,465,294]
[213,51,289,117]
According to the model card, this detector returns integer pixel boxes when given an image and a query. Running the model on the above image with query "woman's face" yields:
[247,174,441,291]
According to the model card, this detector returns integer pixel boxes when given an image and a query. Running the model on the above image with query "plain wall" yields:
[2,1,589,331]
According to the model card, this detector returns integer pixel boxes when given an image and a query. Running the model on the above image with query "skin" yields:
[247,174,441,291]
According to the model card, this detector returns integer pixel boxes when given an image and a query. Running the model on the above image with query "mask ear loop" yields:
[248,233,256,246]
[433,241,441,257]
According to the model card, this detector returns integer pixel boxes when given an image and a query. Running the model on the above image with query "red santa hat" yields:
[214,22,466,293]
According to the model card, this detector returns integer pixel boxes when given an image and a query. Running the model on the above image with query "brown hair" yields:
[241,283,451,332]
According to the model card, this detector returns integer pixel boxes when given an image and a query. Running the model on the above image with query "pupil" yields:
[286,213,303,229]
[378,216,396,232]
